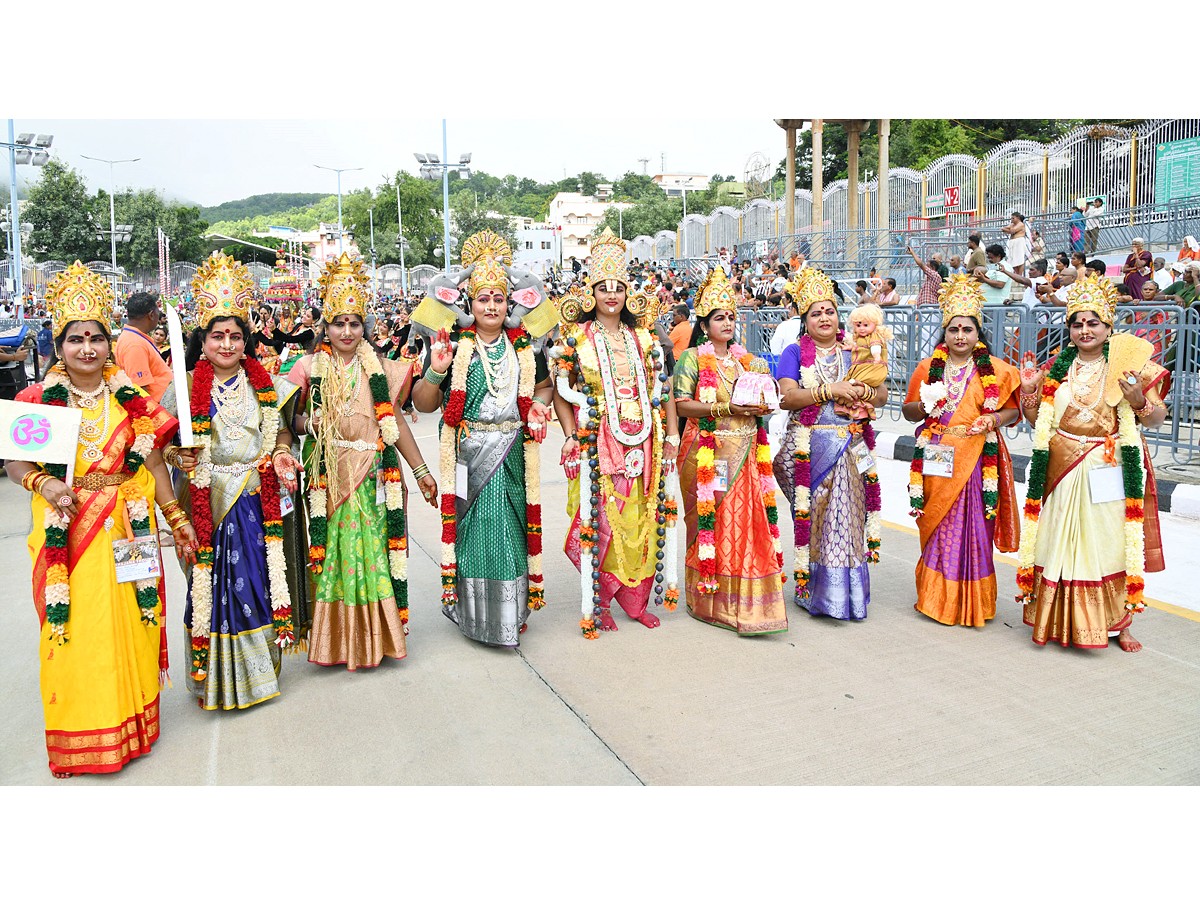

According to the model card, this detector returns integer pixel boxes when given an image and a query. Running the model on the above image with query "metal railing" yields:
[733,303,1200,464]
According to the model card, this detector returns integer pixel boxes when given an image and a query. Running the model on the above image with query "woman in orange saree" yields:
[903,277,1021,627]
[6,262,190,777]
[672,270,787,635]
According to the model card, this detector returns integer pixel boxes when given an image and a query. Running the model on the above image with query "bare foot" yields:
[635,612,661,628]
[1117,628,1142,653]
[52,771,73,779]
[598,611,618,631]
[519,623,528,634]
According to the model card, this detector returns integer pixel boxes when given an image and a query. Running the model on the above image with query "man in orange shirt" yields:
[667,303,692,359]
[113,291,171,401]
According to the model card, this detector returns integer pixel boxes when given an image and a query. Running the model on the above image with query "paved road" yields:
[2,423,1197,786]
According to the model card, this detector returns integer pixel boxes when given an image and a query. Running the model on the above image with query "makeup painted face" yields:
[1069,312,1111,351]
[203,319,248,369]
[471,288,507,331]
[704,308,737,343]
[594,284,627,316]
[805,301,839,341]
[61,321,110,375]
[327,314,364,352]
[944,316,978,354]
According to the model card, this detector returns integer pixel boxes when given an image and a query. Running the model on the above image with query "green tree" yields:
[597,194,682,240]
[21,159,102,262]
[449,191,517,263]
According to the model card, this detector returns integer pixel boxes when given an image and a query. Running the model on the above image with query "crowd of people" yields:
[5,223,1169,780]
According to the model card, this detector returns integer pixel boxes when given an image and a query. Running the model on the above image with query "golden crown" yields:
[937,273,985,327]
[318,253,371,322]
[785,267,837,317]
[461,230,512,299]
[45,261,115,338]
[1065,273,1118,325]
[588,227,628,289]
[694,265,737,318]
[192,251,255,329]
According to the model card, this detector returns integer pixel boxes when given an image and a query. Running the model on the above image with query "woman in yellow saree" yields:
[7,263,193,777]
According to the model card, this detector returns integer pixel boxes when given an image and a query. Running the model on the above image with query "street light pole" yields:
[442,119,451,266]
[368,206,377,298]
[81,154,140,298]
[314,164,362,254]
[6,121,23,314]
[396,179,408,294]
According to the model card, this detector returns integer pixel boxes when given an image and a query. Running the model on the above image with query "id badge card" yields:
[922,444,955,478]
[279,490,295,517]
[455,462,469,499]
[113,534,162,584]
[713,460,729,493]
[1088,465,1125,504]
[851,440,875,475]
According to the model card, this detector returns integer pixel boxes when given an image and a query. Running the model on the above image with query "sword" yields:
[162,302,194,446]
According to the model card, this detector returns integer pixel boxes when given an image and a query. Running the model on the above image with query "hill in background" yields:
[199,192,330,223]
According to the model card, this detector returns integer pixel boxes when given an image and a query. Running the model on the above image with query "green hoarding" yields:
[1155,137,1200,203]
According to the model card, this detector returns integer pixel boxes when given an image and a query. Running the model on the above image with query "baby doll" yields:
[836,304,893,421]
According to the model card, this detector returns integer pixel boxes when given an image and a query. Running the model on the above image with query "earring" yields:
[580,287,596,312]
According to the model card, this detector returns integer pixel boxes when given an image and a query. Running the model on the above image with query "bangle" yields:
[272,445,291,458]
[532,395,551,407]
[1134,401,1159,419]
[424,367,448,386]
[21,470,41,492]
[664,433,680,448]
[412,463,431,481]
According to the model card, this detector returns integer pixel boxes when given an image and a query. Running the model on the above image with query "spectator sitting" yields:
[1115,283,1135,304]
[870,277,900,306]
[1153,257,1173,291]
[948,255,967,275]
[853,280,870,303]
[1001,257,1052,309]
[1162,264,1198,306]
[764,265,790,306]
[770,300,804,356]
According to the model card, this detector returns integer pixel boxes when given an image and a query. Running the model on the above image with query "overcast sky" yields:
[10,118,792,209]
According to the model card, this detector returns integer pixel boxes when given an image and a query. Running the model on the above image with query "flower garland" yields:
[908,342,1001,519]
[439,325,544,612]
[694,342,785,593]
[306,340,408,621]
[186,356,295,682]
[39,363,160,643]
[792,335,880,602]
[564,322,674,638]
[1016,343,1146,613]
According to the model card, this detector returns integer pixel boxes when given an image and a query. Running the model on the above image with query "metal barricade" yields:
[730,301,1200,464]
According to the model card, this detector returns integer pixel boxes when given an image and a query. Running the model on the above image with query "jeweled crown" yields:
[461,230,512,299]
[193,251,255,328]
[937,273,985,327]
[1065,272,1118,326]
[319,253,370,322]
[785,267,837,317]
[46,261,115,338]
[695,265,737,318]
[588,227,628,290]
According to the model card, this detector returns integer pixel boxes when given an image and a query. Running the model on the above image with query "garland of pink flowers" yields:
[695,341,784,593]
[791,333,881,601]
